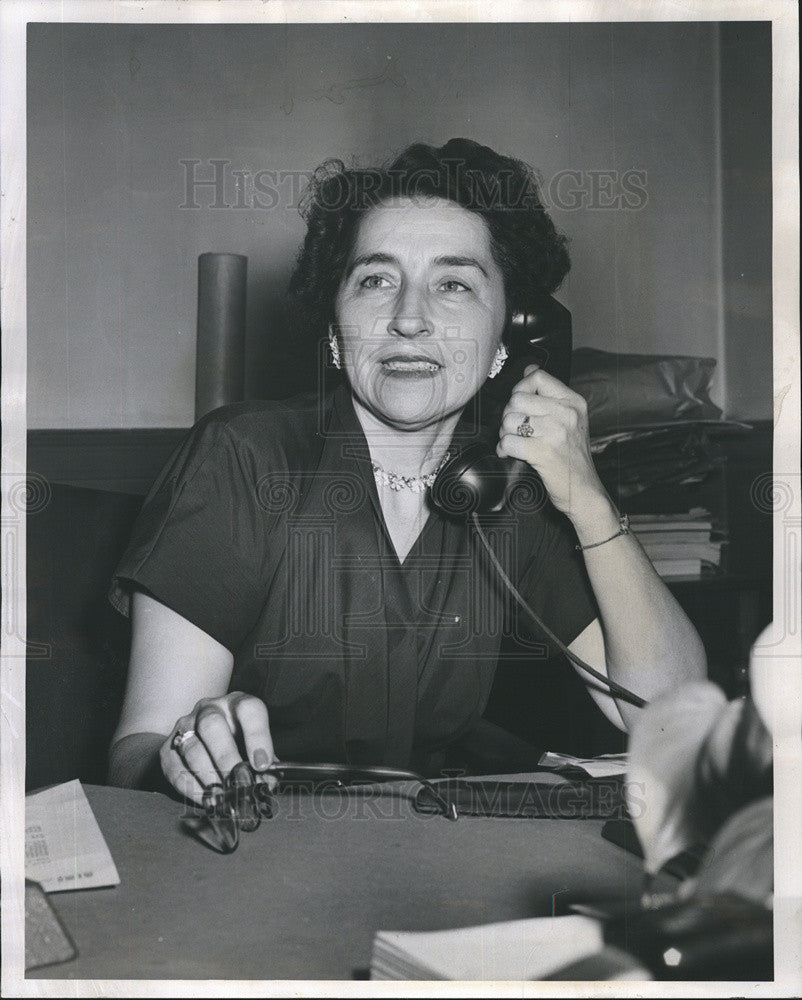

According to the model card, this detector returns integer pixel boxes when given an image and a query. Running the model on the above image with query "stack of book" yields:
[629,508,725,579]
[371,915,604,980]
[370,914,650,980]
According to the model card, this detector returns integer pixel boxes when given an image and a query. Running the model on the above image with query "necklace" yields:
[371,451,451,493]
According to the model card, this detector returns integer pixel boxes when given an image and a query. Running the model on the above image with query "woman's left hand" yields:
[497,365,606,523]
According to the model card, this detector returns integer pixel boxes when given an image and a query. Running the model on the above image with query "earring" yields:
[487,343,508,379]
[328,329,342,370]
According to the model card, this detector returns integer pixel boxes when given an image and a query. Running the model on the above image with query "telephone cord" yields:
[471,513,647,709]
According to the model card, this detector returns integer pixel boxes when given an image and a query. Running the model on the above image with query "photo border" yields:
[2,1,799,996]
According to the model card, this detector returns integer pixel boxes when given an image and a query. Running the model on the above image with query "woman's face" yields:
[334,196,506,431]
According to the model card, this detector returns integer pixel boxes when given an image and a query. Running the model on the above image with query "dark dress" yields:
[110,385,599,770]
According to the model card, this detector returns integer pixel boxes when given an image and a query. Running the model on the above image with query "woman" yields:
[108,139,706,801]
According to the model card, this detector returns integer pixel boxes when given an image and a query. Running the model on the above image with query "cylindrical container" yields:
[195,252,247,420]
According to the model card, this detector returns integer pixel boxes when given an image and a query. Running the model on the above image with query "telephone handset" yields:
[429,292,572,517]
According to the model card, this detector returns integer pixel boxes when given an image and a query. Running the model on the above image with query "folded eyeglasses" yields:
[200,760,458,853]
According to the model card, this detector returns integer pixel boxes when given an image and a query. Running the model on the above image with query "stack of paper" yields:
[629,508,725,578]
[588,422,737,501]
[537,751,628,778]
[26,779,120,892]
[371,915,604,980]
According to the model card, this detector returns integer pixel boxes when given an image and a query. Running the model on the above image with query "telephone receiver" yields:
[430,292,572,517]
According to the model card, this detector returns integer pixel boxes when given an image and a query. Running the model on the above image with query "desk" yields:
[30,782,647,981]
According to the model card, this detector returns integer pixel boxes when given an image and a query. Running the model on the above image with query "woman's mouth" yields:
[380,356,442,376]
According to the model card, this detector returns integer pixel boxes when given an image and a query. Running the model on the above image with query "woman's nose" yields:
[387,285,431,338]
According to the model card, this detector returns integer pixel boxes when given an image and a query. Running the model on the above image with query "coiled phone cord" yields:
[471,512,647,709]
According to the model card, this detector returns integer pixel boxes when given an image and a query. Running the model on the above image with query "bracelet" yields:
[576,513,631,552]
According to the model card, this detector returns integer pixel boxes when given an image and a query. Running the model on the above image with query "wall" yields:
[28,20,764,428]
[719,22,773,421]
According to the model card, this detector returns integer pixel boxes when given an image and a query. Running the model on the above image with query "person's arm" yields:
[109,590,276,801]
[568,494,707,729]
[566,618,626,731]
[499,367,707,731]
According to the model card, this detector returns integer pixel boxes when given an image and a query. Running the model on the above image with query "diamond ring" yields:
[516,416,534,438]
[171,729,197,752]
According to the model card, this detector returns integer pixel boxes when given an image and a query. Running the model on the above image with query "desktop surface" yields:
[30,781,649,981]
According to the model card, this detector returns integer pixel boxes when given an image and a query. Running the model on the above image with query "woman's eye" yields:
[439,279,470,293]
[359,274,392,290]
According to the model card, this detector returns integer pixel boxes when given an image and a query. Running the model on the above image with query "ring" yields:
[171,729,197,752]
[516,416,534,438]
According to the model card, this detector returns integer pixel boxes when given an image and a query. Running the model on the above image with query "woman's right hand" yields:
[160,691,277,804]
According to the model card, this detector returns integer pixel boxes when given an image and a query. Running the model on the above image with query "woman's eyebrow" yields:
[432,255,488,277]
[346,252,489,279]
[346,252,396,276]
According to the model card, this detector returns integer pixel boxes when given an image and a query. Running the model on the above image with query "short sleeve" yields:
[515,507,599,651]
[108,414,267,652]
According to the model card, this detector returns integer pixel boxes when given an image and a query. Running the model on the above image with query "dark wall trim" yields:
[28,428,189,495]
[28,420,772,500]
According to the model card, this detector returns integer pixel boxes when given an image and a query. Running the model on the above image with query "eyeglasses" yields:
[201,760,458,853]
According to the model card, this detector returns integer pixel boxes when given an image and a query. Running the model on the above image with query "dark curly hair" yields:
[288,137,570,344]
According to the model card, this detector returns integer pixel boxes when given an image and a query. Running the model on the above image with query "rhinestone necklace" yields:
[371,451,451,493]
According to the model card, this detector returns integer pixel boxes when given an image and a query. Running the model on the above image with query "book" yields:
[627,508,725,577]
[370,914,605,980]
[650,558,715,578]
[628,508,713,532]
[634,529,718,545]
[640,541,723,563]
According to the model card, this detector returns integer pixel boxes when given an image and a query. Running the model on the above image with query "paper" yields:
[25,779,120,892]
[589,421,751,454]
[371,914,604,980]
[538,751,628,778]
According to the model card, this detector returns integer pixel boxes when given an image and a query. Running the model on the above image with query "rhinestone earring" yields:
[487,343,508,379]
[328,329,342,370]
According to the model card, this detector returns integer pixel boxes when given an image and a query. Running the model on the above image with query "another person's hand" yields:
[160,692,276,804]
[496,365,607,524]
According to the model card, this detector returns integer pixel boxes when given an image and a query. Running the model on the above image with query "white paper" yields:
[25,779,120,893]
[538,751,628,779]
[372,914,604,980]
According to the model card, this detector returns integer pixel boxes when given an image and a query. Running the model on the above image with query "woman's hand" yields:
[497,365,607,525]
[160,691,277,805]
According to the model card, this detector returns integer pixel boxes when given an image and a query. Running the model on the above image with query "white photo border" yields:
[2,1,799,996]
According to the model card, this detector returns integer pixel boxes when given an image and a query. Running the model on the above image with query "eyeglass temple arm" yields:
[263,761,458,820]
